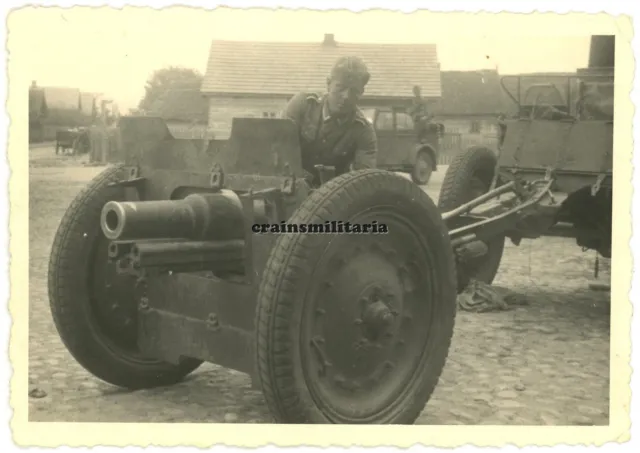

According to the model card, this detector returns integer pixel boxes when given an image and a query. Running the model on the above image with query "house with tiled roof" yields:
[200,34,442,138]
[42,86,81,110]
[432,70,511,151]
[28,81,95,143]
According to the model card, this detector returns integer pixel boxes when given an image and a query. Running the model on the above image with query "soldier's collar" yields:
[322,99,331,122]
[322,96,358,124]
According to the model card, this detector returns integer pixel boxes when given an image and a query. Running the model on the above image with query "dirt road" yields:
[28,148,611,424]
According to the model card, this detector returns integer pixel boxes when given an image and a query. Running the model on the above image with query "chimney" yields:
[323,34,337,46]
[31,80,37,88]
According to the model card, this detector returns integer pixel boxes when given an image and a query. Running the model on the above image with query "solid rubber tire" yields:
[47,164,202,389]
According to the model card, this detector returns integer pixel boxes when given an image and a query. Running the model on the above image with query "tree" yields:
[138,66,203,112]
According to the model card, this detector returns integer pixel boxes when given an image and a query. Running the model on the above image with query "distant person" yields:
[282,56,377,186]
[407,85,432,143]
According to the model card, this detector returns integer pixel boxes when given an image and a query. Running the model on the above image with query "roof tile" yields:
[42,87,81,110]
[201,39,441,98]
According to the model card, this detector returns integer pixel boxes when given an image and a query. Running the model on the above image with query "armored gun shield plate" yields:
[255,169,458,424]
[47,164,202,389]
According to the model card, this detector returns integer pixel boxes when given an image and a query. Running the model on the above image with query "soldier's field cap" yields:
[330,56,370,89]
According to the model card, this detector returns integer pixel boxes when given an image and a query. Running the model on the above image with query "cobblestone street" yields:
[28,150,611,425]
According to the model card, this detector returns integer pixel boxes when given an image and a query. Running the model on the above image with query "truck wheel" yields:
[438,146,505,292]
[48,164,202,389]
[411,150,433,185]
[255,169,457,424]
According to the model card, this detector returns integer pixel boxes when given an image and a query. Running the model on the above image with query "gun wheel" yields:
[48,164,202,389]
[256,169,457,424]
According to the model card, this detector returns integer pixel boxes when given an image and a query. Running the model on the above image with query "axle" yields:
[445,177,556,260]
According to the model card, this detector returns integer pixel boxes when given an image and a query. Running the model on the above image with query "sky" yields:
[13,7,594,113]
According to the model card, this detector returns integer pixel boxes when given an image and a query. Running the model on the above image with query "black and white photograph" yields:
[6,4,634,449]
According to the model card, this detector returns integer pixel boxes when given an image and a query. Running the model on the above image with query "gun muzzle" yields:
[101,190,262,242]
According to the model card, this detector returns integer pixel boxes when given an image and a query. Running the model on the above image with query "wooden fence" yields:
[437,133,499,165]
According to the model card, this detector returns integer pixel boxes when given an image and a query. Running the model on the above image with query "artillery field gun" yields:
[48,116,458,424]
[47,36,614,424]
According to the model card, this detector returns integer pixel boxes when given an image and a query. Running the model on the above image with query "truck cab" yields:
[360,106,443,185]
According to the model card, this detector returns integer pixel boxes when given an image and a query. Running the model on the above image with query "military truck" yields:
[361,106,443,185]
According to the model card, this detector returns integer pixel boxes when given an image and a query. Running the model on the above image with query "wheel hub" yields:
[358,287,398,341]
[300,215,436,422]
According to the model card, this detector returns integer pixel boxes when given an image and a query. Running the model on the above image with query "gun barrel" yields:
[101,190,261,242]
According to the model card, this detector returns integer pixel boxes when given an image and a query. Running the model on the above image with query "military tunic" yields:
[407,97,432,143]
[283,91,378,183]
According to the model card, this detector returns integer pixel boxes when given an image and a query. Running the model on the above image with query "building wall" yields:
[205,95,502,156]
[438,116,500,153]
[205,95,429,139]
[207,95,289,138]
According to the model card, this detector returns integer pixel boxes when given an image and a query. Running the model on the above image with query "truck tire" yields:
[255,169,457,424]
[48,164,202,389]
[438,146,505,292]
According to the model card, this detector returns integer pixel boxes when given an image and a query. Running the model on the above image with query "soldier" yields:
[282,56,377,186]
[407,85,432,143]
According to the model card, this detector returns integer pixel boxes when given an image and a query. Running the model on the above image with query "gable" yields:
[201,37,441,99]
[43,86,81,110]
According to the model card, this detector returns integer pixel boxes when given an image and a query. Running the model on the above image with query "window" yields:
[395,112,414,131]
[469,121,481,134]
[262,112,277,118]
[375,111,394,131]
